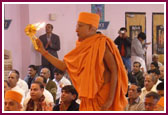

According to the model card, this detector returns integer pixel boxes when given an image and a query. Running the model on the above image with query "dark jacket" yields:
[114,36,132,58]
[39,33,60,66]
[24,74,38,89]
[53,100,79,111]
[128,71,144,88]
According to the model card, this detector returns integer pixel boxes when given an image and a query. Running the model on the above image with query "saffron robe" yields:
[64,34,128,111]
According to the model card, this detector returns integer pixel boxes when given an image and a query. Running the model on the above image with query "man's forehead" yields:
[9,72,17,76]
[46,24,52,27]
[145,75,152,80]
[145,97,156,102]
[5,98,17,103]
[36,77,43,81]
[129,84,137,89]
[134,63,139,66]
[31,84,40,88]
[77,22,90,26]
[41,68,49,72]
[28,67,34,70]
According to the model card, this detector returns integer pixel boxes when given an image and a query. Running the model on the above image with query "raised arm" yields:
[35,38,67,71]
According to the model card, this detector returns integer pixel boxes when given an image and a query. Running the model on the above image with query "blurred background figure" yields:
[39,23,60,80]
[114,27,132,72]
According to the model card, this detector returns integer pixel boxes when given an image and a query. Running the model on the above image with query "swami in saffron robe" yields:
[64,33,128,111]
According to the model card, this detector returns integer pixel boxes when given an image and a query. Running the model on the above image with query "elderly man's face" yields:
[144,75,154,91]
[40,68,50,79]
[128,85,140,100]
[76,22,92,40]
[144,97,158,111]
[8,72,18,88]
[5,98,21,111]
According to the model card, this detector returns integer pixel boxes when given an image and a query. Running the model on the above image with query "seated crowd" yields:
[4,50,164,111]
[4,59,165,111]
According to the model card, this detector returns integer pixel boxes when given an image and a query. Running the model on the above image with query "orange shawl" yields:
[64,34,128,111]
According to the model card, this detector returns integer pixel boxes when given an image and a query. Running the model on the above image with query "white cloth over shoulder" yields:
[17,78,29,96]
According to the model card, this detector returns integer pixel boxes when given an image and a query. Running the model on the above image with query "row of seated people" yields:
[5,83,79,111]
[128,61,164,92]
[4,78,164,111]
[4,65,75,111]
[4,60,164,111]
[125,56,164,111]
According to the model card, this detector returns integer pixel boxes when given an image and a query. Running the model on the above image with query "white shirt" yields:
[11,85,25,105]
[53,76,71,100]
[140,86,157,102]
[17,78,29,96]
[25,88,54,103]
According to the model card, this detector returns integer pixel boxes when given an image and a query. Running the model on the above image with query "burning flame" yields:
[33,22,46,31]
[25,22,46,37]
[24,22,46,50]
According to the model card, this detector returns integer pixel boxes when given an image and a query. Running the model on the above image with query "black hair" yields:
[156,82,164,90]
[133,61,141,67]
[130,83,141,93]
[151,62,159,69]
[145,91,160,101]
[4,80,11,87]
[62,85,78,100]
[120,27,127,32]
[32,81,44,89]
[46,23,53,30]
[54,68,64,75]
[150,69,160,75]
[138,32,146,40]
[28,65,37,71]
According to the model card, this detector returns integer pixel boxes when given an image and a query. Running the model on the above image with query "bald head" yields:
[40,68,50,79]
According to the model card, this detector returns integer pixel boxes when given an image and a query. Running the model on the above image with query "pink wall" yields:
[4,3,164,79]
[4,4,23,77]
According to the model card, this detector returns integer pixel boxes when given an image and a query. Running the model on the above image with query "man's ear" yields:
[90,26,97,32]
[72,94,77,100]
